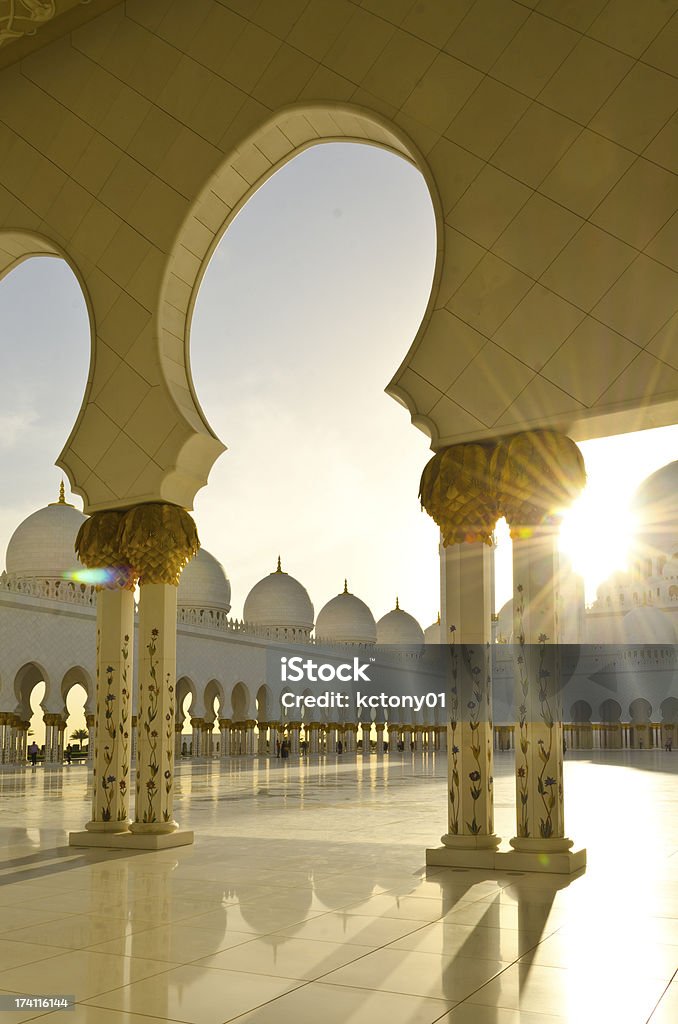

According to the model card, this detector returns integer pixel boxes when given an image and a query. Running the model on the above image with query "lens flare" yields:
[63,567,116,586]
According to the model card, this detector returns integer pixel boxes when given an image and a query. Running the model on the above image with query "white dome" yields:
[315,582,376,644]
[424,617,441,644]
[178,548,231,612]
[496,599,514,643]
[5,494,86,578]
[630,461,678,559]
[376,600,424,646]
[243,559,314,631]
[622,606,676,646]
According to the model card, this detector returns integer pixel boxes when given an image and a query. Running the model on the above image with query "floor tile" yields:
[0,949,170,1002]
[273,911,425,947]
[83,964,301,1024]
[465,962,668,1022]
[231,981,456,1024]
[194,935,370,980]
[322,946,509,1001]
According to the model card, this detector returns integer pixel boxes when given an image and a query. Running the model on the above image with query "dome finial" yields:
[276,555,282,573]
[58,480,65,504]
[395,596,400,610]
[343,578,349,594]
[437,611,441,624]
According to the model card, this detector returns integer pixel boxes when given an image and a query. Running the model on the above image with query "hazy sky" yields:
[1,142,676,640]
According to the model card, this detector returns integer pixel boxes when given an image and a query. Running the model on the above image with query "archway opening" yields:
[190,141,438,629]
[64,681,88,760]
[0,248,89,557]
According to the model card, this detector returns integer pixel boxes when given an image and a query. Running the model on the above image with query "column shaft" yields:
[87,587,134,832]
[440,540,498,853]
[131,583,178,834]
[511,527,569,848]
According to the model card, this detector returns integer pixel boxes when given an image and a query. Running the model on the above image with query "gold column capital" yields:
[420,430,585,545]
[420,442,498,545]
[491,429,585,534]
[119,502,199,585]
[75,510,136,590]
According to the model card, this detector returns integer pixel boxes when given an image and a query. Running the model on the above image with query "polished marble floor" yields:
[0,750,677,1023]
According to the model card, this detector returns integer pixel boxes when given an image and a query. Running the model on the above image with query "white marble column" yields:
[84,582,134,832]
[224,720,235,761]
[501,431,586,873]
[437,540,499,862]
[360,721,371,756]
[131,581,181,835]
[191,718,203,757]
[288,722,300,756]
[86,714,95,767]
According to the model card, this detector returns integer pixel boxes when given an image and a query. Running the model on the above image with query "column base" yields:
[84,820,131,835]
[69,829,194,850]
[427,839,586,875]
[430,832,501,869]
[129,820,178,836]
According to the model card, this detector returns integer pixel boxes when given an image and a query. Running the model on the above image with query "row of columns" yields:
[0,714,29,764]
[173,721,448,757]
[422,429,587,874]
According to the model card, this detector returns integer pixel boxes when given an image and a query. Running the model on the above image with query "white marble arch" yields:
[162,102,441,478]
[255,683,273,722]
[13,661,50,720]
[203,677,225,725]
[230,681,252,721]
[176,675,197,726]
[60,665,93,720]
[0,2,676,515]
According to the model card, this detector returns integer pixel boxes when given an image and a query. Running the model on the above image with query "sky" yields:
[1,140,676,664]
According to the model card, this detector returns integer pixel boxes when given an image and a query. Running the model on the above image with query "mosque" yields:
[1,2,678,1017]
[2,460,677,767]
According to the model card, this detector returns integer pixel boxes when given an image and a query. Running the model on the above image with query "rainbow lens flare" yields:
[63,568,116,586]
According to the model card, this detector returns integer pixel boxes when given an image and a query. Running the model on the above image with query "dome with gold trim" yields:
[243,558,314,637]
[178,548,231,612]
[376,599,424,646]
[4,484,85,580]
[315,581,377,645]
[424,614,441,645]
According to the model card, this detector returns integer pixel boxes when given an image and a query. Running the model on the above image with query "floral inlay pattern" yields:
[96,632,129,822]
[0,0,56,48]
[515,583,562,839]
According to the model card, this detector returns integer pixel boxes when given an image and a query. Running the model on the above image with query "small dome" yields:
[243,558,314,632]
[622,606,676,646]
[315,581,376,644]
[178,548,231,612]
[376,599,424,646]
[496,599,514,643]
[631,461,678,559]
[424,616,441,644]
[5,490,86,578]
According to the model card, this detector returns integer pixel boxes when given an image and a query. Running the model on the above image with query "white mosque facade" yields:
[1,463,677,766]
